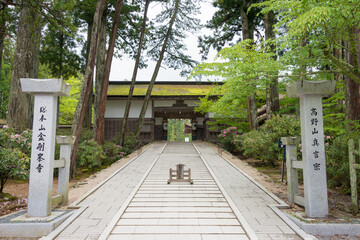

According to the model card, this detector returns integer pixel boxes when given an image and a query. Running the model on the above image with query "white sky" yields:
[109,1,217,82]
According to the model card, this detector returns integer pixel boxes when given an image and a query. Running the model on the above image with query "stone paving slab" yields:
[49,142,312,240]
[54,142,167,240]
[100,143,250,240]
[193,142,307,240]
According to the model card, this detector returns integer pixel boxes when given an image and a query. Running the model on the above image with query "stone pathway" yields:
[50,142,311,240]
[54,142,167,240]
[100,142,249,240]
[194,142,303,240]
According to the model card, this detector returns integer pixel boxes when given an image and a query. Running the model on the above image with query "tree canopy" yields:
[256,0,360,83]
[190,39,280,128]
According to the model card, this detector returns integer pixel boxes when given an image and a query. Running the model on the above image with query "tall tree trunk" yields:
[265,10,279,119]
[0,8,6,82]
[83,83,93,129]
[83,19,94,131]
[119,0,150,145]
[334,40,343,82]
[93,12,107,138]
[56,33,64,130]
[83,22,93,131]
[241,5,258,130]
[96,0,124,145]
[70,0,108,176]
[345,76,360,121]
[345,29,360,122]
[134,0,180,138]
[7,4,41,132]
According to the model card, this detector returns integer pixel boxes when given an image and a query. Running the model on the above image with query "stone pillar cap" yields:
[281,137,301,145]
[286,80,336,98]
[56,135,75,145]
[20,78,71,96]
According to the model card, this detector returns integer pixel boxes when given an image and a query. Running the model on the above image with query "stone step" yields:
[121,212,237,219]
[125,206,233,213]
[116,218,240,226]
[107,234,249,240]
[128,202,229,207]
[136,190,222,194]
[112,225,246,234]
[132,197,227,202]
[135,193,224,198]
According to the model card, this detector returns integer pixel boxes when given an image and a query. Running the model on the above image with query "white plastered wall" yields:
[184,100,201,107]
[105,100,152,118]
[153,100,176,107]
[153,99,201,107]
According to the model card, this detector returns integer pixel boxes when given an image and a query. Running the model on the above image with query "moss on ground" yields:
[107,84,216,96]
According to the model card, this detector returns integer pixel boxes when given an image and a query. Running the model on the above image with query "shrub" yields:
[76,139,105,170]
[0,126,32,186]
[326,134,360,193]
[218,127,242,153]
[79,129,95,143]
[0,147,29,193]
[240,115,300,165]
[241,130,279,164]
[102,142,126,166]
[122,134,139,154]
[0,126,32,156]
[112,133,140,155]
[260,114,301,137]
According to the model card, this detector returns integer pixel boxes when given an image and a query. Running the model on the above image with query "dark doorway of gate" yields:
[167,119,192,142]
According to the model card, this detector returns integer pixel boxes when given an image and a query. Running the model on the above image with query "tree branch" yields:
[324,50,360,84]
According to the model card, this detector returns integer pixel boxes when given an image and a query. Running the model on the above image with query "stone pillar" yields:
[56,136,75,205]
[21,79,71,217]
[287,80,335,217]
[281,137,300,204]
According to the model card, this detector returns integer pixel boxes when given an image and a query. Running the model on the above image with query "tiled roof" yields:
[107,81,219,96]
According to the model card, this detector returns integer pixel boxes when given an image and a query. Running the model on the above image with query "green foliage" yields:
[40,24,84,79]
[0,126,32,158]
[147,0,201,76]
[111,132,139,155]
[0,147,29,193]
[73,130,138,173]
[0,126,31,193]
[255,0,360,83]
[326,134,360,194]
[260,114,301,137]
[198,0,263,60]
[75,129,105,170]
[122,134,140,155]
[322,81,346,136]
[78,129,93,143]
[0,69,10,119]
[168,119,191,142]
[278,96,299,115]
[59,77,82,125]
[218,127,242,153]
[240,115,300,165]
[241,130,279,164]
[191,40,282,127]
[0,37,15,119]
[77,139,105,170]
[102,142,126,166]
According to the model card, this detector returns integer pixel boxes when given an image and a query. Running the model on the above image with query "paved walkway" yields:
[50,142,310,240]
[194,142,303,240]
[54,142,167,240]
